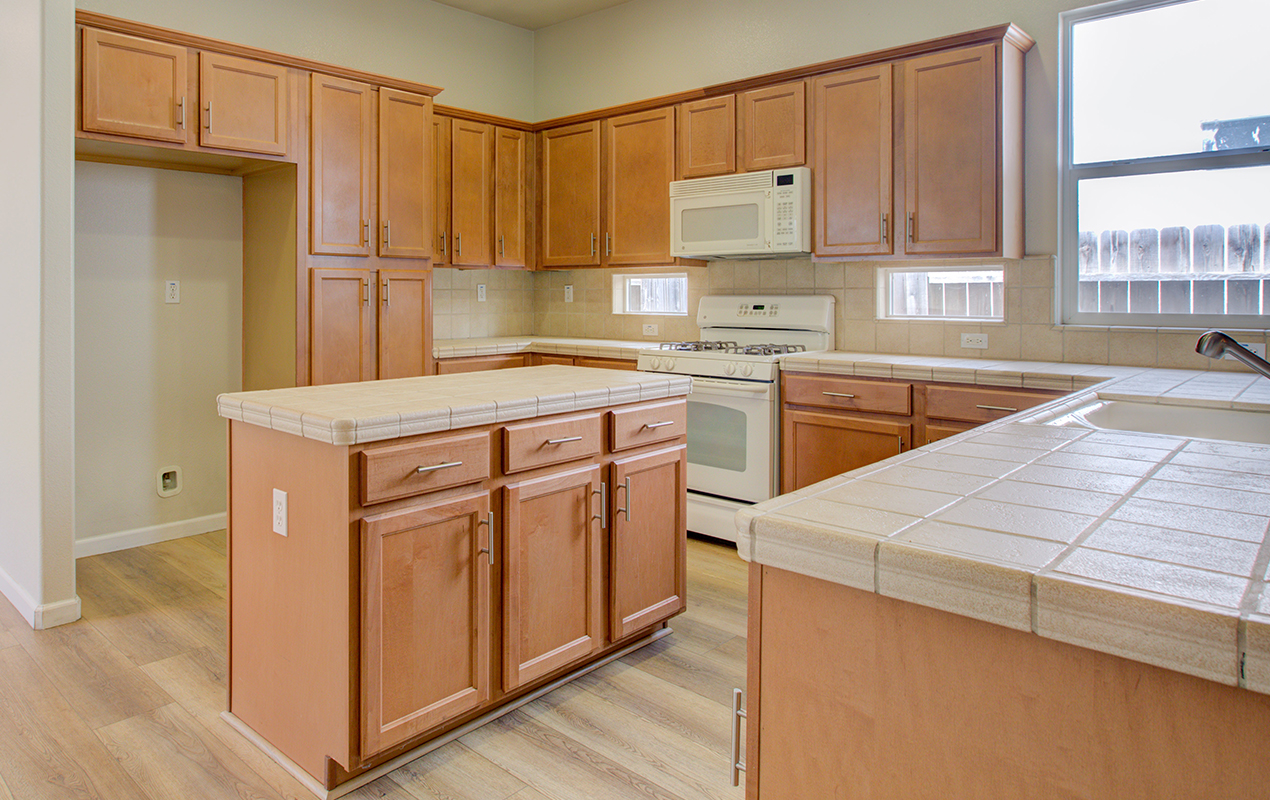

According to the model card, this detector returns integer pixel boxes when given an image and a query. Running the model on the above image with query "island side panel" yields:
[753,566,1270,799]
[228,420,353,780]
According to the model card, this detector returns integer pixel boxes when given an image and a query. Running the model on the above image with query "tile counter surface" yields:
[217,365,691,446]
[433,336,653,361]
[741,352,1270,693]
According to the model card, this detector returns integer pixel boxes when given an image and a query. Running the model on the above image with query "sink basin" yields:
[1046,398,1270,445]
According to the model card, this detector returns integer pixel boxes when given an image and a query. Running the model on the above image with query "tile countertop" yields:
[433,336,654,360]
[740,352,1270,694]
[217,365,691,446]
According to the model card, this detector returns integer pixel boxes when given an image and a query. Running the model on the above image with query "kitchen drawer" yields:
[610,400,686,451]
[503,413,602,474]
[360,431,491,505]
[783,374,912,415]
[925,385,1061,424]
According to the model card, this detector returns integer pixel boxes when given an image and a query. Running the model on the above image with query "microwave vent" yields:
[670,170,776,197]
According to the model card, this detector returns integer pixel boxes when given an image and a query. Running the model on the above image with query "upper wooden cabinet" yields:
[677,94,736,178]
[450,120,493,267]
[738,81,807,172]
[541,121,602,268]
[432,116,453,266]
[81,29,189,144]
[378,88,434,259]
[198,52,288,155]
[311,75,374,256]
[604,107,676,266]
[494,127,527,268]
[432,117,527,269]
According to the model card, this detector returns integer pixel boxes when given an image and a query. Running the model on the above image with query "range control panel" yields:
[737,302,781,317]
[697,294,835,332]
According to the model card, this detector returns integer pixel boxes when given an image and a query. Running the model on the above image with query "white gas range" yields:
[637,295,836,543]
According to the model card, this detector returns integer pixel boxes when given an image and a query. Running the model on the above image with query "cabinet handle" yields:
[606,232,611,257]
[615,476,631,522]
[382,277,390,305]
[477,511,494,566]
[730,688,747,787]
[907,212,915,244]
[592,481,607,530]
[204,101,211,130]
[822,391,856,399]
[976,404,1019,413]
[642,420,676,429]
[176,95,185,129]
[456,233,462,256]
[590,232,596,257]
[362,278,370,305]
[439,231,447,256]
[898,435,905,452]
[545,436,583,445]
[383,221,391,248]
[362,220,370,247]
[881,213,888,245]
[500,235,505,257]
[415,460,462,473]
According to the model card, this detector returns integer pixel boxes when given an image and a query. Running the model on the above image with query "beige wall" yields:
[433,268,537,340]
[74,162,243,553]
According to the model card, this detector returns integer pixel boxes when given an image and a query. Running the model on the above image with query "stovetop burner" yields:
[657,341,739,352]
[657,341,807,357]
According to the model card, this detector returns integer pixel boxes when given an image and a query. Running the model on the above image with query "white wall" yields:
[74,163,242,556]
[75,0,538,119]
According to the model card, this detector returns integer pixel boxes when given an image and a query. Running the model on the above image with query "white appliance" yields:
[637,294,836,543]
[670,167,811,259]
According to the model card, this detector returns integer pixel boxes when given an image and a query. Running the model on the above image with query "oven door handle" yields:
[689,377,773,396]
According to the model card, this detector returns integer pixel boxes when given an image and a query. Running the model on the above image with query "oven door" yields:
[685,376,776,503]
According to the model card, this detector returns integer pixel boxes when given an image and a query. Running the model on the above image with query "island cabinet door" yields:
[360,491,492,758]
[609,445,688,641]
[502,465,604,691]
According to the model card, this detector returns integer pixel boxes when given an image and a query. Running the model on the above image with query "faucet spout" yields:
[1195,330,1270,380]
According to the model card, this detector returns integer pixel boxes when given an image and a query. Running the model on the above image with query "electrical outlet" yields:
[273,489,288,537]
[164,280,180,304]
[477,284,487,302]
[960,333,988,350]
[643,323,659,337]
[564,285,574,303]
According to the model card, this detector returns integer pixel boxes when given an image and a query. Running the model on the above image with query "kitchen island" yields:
[737,353,1270,798]
[217,366,690,796]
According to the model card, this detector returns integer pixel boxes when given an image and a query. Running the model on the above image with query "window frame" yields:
[609,272,689,316]
[1058,0,1270,327]
[875,264,1006,322]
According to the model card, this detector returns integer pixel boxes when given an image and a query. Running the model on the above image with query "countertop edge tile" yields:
[877,540,1034,632]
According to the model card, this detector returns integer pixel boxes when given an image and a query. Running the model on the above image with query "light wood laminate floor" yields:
[0,533,747,800]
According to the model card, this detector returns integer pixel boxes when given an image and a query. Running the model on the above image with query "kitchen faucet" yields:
[1195,330,1270,380]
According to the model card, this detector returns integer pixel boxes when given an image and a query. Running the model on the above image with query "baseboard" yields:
[75,512,227,559]
[0,561,81,629]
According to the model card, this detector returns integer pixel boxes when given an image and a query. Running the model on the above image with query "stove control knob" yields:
[650,356,662,370]
[725,363,737,376]
[665,358,676,371]
[742,364,754,377]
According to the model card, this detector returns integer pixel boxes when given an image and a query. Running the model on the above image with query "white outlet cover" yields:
[164,280,180,304]
[565,285,574,303]
[477,284,487,302]
[643,323,659,336]
[960,333,988,350]
[273,488,288,537]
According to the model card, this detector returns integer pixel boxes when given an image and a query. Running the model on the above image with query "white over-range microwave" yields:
[669,167,811,259]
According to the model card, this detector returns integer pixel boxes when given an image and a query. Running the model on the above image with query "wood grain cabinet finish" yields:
[494,127,527,267]
[433,354,529,374]
[378,88,434,259]
[81,28,189,144]
[782,409,910,493]
[451,120,493,266]
[376,269,433,379]
[541,121,602,267]
[431,116,453,266]
[360,490,492,757]
[738,81,807,172]
[502,464,604,690]
[360,430,490,505]
[310,74,374,256]
[604,107,677,266]
[198,51,288,155]
[310,267,374,385]
[677,94,736,178]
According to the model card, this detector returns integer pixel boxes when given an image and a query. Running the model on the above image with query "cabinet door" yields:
[310,268,373,385]
[503,465,603,690]
[738,81,806,172]
[451,120,493,267]
[494,127,527,268]
[605,107,675,266]
[311,74,373,256]
[377,269,432,379]
[378,88,433,259]
[541,122,601,268]
[81,29,188,144]
[677,95,736,178]
[609,445,687,640]
[198,51,288,155]
[361,491,492,757]
[903,44,998,255]
[432,116,453,267]
[433,354,528,374]
[781,409,911,493]
[813,65,893,256]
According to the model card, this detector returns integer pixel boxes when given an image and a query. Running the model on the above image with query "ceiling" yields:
[428,0,634,30]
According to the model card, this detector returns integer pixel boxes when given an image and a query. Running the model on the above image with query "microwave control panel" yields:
[772,173,798,248]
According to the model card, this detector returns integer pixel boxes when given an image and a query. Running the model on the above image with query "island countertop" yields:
[740,353,1270,694]
[217,365,691,446]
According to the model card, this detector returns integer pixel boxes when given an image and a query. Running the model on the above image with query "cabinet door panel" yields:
[311,74,373,256]
[451,120,493,267]
[199,51,288,155]
[377,269,432,379]
[494,127,526,267]
[605,108,676,266]
[81,29,188,143]
[541,122,601,267]
[310,268,373,385]
[610,445,687,640]
[378,88,433,259]
[503,465,604,690]
[782,409,910,493]
[813,65,893,256]
[738,81,806,172]
[432,116,453,266]
[678,95,736,178]
[903,44,998,254]
[361,491,491,757]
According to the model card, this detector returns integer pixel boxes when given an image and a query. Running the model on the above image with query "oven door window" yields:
[687,401,747,471]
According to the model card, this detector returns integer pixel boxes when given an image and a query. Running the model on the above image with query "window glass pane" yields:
[686,401,747,472]
[880,268,1003,320]
[1071,0,1270,164]
[611,274,688,315]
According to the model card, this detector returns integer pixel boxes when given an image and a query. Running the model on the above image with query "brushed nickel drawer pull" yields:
[643,421,676,429]
[615,476,631,522]
[881,213,888,245]
[177,95,185,128]
[907,212,915,243]
[416,461,462,473]
[363,219,370,246]
[439,231,447,255]
[822,391,857,399]
[976,404,1019,413]
[383,220,391,248]
[590,232,596,256]
[477,511,494,566]
[204,101,211,130]
[592,482,607,530]
[546,436,583,445]
[730,688,747,786]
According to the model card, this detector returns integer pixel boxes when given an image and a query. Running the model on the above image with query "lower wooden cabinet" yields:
[782,409,909,493]
[528,353,637,370]
[434,353,528,374]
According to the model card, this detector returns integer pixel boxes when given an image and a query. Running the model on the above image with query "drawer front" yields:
[925,385,1061,424]
[610,400,687,451]
[783,374,912,415]
[504,413,602,473]
[361,431,491,505]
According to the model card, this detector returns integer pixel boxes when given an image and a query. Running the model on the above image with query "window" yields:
[877,266,1004,321]
[611,273,688,315]
[1059,0,1270,326]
